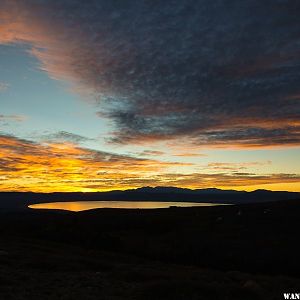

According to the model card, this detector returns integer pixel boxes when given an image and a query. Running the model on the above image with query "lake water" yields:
[28,201,226,212]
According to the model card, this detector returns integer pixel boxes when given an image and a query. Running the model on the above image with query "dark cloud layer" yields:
[1,0,300,147]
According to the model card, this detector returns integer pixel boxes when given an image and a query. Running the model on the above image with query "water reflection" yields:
[29,201,227,212]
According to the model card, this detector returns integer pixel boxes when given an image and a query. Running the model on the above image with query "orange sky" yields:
[1,135,299,192]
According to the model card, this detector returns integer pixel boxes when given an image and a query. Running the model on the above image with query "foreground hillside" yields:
[0,199,300,299]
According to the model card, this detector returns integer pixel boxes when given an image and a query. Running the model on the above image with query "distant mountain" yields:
[123,186,299,203]
[0,187,299,211]
[129,186,241,195]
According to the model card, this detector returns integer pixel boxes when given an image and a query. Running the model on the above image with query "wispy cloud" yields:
[174,153,207,157]
[147,172,300,190]
[0,114,26,122]
[0,1,299,148]
[0,82,9,92]
[39,131,93,144]
[207,161,272,171]
[137,150,165,157]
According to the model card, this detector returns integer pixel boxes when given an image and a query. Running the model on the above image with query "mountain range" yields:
[0,187,299,211]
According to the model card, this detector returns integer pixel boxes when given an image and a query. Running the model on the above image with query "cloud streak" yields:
[38,131,93,144]
[207,161,272,171]
[0,1,300,148]
[0,114,26,122]
[0,82,9,92]
[0,134,299,192]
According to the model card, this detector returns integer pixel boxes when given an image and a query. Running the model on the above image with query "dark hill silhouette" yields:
[0,187,299,211]
[1,198,300,299]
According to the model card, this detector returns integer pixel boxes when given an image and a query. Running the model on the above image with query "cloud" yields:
[0,114,26,122]
[0,134,187,192]
[0,134,299,192]
[146,172,300,190]
[174,153,207,157]
[0,82,9,92]
[39,131,93,143]
[0,1,300,147]
[137,150,165,157]
[207,161,272,171]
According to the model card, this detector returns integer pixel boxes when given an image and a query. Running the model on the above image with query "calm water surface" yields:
[29,201,227,212]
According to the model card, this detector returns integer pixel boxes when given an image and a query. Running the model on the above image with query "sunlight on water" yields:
[28,201,228,212]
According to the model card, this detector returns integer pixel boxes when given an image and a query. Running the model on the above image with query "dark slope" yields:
[1,199,300,299]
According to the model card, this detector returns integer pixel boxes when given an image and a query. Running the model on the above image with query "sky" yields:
[0,0,300,192]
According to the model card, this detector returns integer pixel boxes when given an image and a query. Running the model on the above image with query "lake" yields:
[28,201,227,212]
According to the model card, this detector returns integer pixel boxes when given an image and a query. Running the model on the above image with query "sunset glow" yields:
[0,0,299,192]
